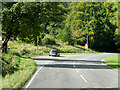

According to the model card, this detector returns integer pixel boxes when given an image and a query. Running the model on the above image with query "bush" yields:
[42,35,56,45]
[16,37,22,43]
[62,23,74,45]
[56,33,62,39]
[2,54,21,77]
[64,41,69,45]
[2,57,37,88]
[117,48,120,52]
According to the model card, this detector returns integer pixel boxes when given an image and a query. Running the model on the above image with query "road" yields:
[24,53,119,89]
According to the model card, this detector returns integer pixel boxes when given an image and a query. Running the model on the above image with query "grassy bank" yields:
[8,39,98,56]
[104,54,120,70]
[1,55,37,89]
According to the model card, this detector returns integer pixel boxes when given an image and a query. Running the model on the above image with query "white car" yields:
[49,49,60,57]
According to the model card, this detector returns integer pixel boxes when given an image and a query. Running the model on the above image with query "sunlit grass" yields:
[0,75,2,90]
[104,54,120,69]
[2,57,37,88]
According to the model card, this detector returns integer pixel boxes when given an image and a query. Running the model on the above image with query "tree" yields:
[65,2,96,45]
[18,2,66,45]
[44,3,68,37]
[62,22,73,45]
[2,2,66,53]
[92,2,117,52]
[64,2,118,52]
[112,2,120,52]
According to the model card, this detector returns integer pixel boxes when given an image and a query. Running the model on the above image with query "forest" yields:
[1,2,120,53]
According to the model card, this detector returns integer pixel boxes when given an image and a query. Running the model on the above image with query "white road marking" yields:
[73,60,87,83]
[73,61,76,67]
[73,61,76,64]
[25,65,44,88]
[80,75,87,83]
[75,69,79,73]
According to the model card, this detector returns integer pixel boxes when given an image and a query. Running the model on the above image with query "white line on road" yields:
[73,60,87,83]
[25,65,44,88]
[73,61,76,68]
[73,61,76,63]
[75,69,79,73]
[80,75,87,83]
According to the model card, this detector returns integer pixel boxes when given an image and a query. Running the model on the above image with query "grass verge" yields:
[8,40,98,56]
[2,57,37,89]
[104,54,120,70]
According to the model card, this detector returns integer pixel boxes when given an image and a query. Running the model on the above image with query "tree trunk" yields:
[2,42,8,54]
[74,39,77,45]
[2,35,10,54]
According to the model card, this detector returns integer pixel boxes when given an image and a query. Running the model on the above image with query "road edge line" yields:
[25,65,44,88]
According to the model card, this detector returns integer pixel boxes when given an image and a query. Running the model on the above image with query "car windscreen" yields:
[51,50,56,52]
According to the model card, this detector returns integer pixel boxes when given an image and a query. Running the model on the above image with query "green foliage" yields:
[111,2,120,52]
[64,41,69,45]
[104,54,120,69]
[65,2,118,52]
[2,2,66,53]
[16,37,22,43]
[114,29,120,52]
[42,35,56,45]
[56,33,62,39]
[7,40,97,57]
[2,2,119,54]
[2,54,21,77]
[2,56,37,88]
[62,23,74,45]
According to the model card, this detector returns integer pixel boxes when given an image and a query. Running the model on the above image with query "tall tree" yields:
[2,2,66,53]
[62,22,73,45]
[111,2,120,52]
[65,2,117,52]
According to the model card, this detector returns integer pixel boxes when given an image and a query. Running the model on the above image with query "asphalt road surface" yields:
[24,53,119,89]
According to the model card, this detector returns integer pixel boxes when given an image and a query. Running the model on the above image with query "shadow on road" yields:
[32,58,114,69]
[32,58,102,64]
[37,64,113,69]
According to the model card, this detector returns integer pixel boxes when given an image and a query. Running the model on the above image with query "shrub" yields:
[117,48,120,52]
[16,37,22,43]
[64,41,69,45]
[56,33,62,39]
[42,35,56,45]
[2,57,37,88]
[62,23,74,45]
[2,54,21,77]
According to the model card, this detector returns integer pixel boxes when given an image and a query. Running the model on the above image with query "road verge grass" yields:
[2,56,37,89]
[104,54,120,70]
[8,41,98,57]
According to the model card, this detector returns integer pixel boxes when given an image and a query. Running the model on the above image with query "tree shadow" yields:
[32,58,102,64]
[32,57,114,69]
[106,65,120,69]
[37,64,113,69]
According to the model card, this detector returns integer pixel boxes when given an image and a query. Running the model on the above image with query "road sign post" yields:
[84,43,88,52]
